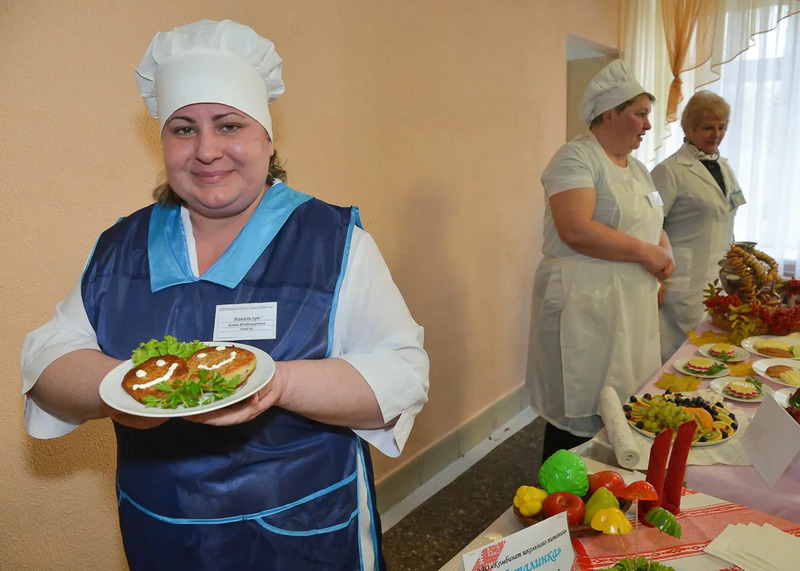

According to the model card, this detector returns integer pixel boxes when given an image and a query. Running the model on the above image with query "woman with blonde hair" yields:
[652,90,745,362]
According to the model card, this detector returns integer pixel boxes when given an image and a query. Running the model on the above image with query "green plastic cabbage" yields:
[538,449,589,496]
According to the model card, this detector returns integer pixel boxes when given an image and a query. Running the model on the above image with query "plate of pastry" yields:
[673,357,730,378]
[698,343,750,363]
[710,376,771,402]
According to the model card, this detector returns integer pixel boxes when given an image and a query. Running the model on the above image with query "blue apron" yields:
[81,183,385,570]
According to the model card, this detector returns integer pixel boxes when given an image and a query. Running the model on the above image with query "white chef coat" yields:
[526,132,663,436]
[652,143,742,362]
[20,209,429,458]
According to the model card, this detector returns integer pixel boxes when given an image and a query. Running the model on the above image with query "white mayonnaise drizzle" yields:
[197,349,237,371]
[133,362,180,391]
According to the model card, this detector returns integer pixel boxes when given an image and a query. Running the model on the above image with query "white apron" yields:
[528,164,662,433]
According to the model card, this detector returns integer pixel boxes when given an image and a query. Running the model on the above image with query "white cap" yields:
[579,60,647,125]
[135,19,284,141]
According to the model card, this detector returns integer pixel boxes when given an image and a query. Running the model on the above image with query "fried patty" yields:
[759,347,794,358]
[123,355,190,403]
[186,344,257,387]
[766,364,793,378]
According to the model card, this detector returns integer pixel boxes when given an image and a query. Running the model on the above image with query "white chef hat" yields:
[579,59,647,125]
[135,19,284,141]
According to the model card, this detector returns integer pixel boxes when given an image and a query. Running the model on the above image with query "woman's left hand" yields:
[184,361,288,426]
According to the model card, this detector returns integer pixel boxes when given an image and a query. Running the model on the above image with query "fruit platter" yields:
[623,391,739,445]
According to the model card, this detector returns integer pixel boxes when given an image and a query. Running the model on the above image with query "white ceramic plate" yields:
[709,376,771,403]
[774,387,797,407]
[672,357,730,378]
[698,343,750,363]
[741,335,800,359]
[751,358,800,387]
[99,342,275,418]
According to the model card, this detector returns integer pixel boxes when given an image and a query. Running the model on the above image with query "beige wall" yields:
[0,1,619,568]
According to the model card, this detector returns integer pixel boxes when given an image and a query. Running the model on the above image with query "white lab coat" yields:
[526,133,663,437]
[652,143,742,362]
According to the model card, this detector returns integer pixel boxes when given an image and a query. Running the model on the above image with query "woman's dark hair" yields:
[153,150,287,205]
[589,92,656,128]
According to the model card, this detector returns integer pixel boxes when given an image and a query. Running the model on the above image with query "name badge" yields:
[730,189,746,207]
[213,302,277,341]
[646,190,664,208]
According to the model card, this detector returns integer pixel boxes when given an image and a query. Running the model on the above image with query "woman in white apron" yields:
[652,92,744,362]
[526,60,674,461]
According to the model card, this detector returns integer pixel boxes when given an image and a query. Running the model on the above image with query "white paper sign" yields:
[460,512,574,571]
[741,393,800,487]
[212,302,277,341]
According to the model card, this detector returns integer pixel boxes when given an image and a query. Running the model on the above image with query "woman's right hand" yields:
[640,243,674,280]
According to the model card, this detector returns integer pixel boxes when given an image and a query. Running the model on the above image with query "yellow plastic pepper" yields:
[513,485,548,517]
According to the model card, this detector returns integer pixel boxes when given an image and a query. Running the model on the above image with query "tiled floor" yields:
[381,415,547,570]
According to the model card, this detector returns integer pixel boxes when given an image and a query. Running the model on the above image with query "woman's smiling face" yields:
[686,115,727,155]
[161,103,274,220]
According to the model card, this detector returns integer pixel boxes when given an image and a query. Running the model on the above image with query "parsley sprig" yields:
[141,369,242,409]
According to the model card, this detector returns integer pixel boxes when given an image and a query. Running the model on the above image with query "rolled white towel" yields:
[598,385,640,469]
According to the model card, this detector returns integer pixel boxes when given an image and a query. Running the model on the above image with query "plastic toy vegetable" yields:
[644,507,681,570]
[584,487,620,525]
[513,485,547,517]
[538,449,589,497]
[592,507,634,569]
[618,481,658,561]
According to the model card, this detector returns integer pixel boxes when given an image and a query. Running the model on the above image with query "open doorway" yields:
[566,35,617,141]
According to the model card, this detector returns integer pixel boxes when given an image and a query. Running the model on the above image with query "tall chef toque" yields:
[135,19,284,141]
[579,59,647,125]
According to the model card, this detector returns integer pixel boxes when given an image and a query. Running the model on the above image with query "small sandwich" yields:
[779,369,800,386]
[123,355,190,403]
[754,338,794,358]
[723,380,759,399]
[685,357,717,375]
[708,343,737,359]
[186,344,257,387]
[766,364,793,378]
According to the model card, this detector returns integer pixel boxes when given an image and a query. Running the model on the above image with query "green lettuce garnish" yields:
[131,335,207,366]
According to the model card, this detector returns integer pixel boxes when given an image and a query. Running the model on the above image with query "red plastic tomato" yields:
[540,492,586,526]
[587,470,626,497]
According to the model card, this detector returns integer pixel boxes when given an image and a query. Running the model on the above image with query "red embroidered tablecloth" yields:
[571,489,800,570]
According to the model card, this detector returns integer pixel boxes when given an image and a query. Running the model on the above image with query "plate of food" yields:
[710,376,771,402]
[741,336,800,359]
[672,357,730,378]
[623,392,739,446]
[774,387,798,408]
[751,358,800,388]
[698,342,750,363]
[99,336,275,417]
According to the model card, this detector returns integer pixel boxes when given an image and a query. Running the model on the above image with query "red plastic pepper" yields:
[638,427,673,519]
[662,420,696,515]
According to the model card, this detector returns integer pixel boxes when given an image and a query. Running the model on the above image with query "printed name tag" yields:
[646,190,664,208]
[213,302,277,341]
[730,189,746,207]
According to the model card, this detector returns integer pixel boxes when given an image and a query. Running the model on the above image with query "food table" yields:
[439,457,800,570]
[587,321,800,523]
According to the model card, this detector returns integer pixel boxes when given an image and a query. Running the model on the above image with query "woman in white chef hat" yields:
[20,19,428,570]
[525,60,674,462]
